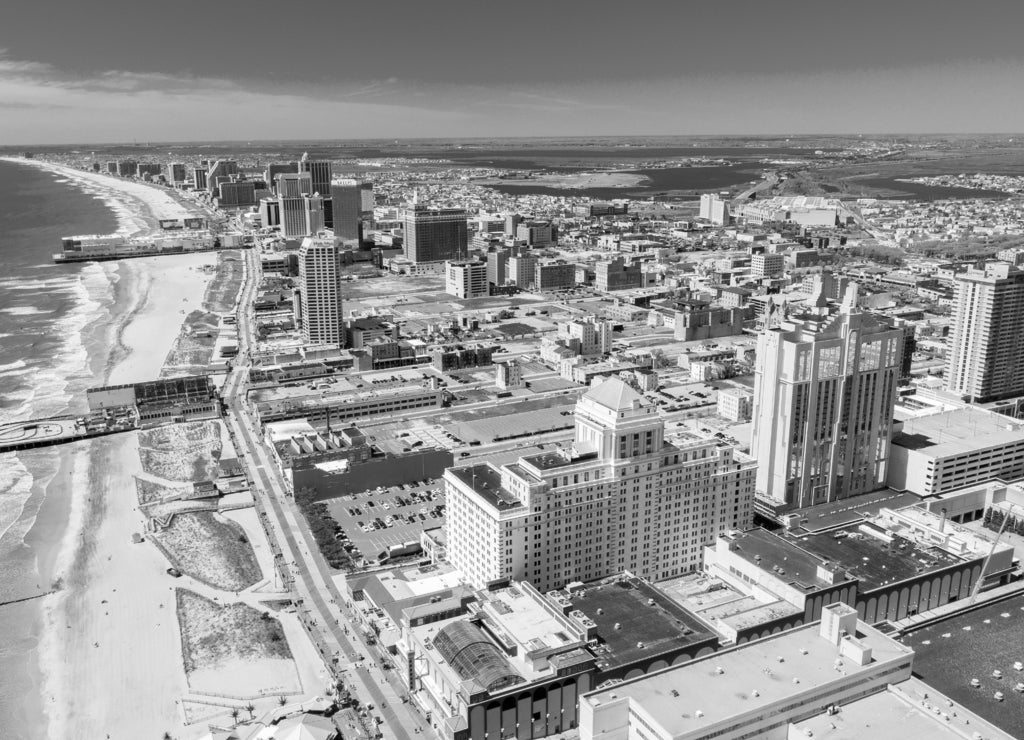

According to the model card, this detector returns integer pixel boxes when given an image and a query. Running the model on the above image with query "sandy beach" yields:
[39,434,189,740]
[106,253,221,385]
[24,166,227,739]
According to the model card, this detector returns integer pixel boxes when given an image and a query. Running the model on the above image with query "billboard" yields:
[159,219,184,230]
[183,217,206,229]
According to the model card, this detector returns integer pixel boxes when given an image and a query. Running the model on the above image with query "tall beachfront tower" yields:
[443,377,756,591]
[298,237,345,346]
[751,286,906,516]
[945,261,1024,403]
[403,204,468,264]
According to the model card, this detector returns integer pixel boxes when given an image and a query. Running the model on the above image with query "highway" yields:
[222,250,433,740]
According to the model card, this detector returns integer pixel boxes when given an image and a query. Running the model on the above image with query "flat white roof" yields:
[583,621,911,737]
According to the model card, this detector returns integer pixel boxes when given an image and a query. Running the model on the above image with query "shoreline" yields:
[0,156,197,238]
[22,166,226,738]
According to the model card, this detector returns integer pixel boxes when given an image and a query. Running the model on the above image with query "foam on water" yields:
[3,263,112,422]
[0,456,37,552]
[0,306,54,316]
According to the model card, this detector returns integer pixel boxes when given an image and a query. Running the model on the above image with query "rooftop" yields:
[582,377,647,412]
[565,576,717,670]
[792,679,1015,740]
[796,524,963,592]
[481,584,583,656]
[521,447,599,472]
[788,489,923,534]
[448,464,523,510]
[725,529,853,593]
[892,406,1024,458]
[584,619,912,737]
[906,592,1024,739]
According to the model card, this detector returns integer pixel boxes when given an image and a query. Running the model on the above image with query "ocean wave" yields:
[0,276,78,292]
[0,359,28,373]
[0,306,54,316]
[0,456,34,549]
[7,263,113,421]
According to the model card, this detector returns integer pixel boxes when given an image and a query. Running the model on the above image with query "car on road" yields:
[166,567,182,578]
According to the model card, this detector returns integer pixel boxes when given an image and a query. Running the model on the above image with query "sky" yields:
[2,0,1024,144]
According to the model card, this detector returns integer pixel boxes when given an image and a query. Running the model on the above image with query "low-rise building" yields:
[352,570,719,740]
[705,505,1014,627]
[579,604,914,740]
[250,376,443,425]
[496,360,524,390]
[535,260,576,291]
[266,421,453,499]
[887,405,1024,496]
[717,387,753,422]
[446,261,489,299]
[430,344,495,372]
[750,252,785,278]
[596,256,646,292]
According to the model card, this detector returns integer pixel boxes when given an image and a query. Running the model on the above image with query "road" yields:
[222,250,432,740]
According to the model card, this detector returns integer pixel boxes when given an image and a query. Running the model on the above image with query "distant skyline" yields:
[3,0,1024,145]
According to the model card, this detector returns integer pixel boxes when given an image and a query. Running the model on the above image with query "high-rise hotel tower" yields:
[945,261,1024,403]
[403,204,468,264]
[444,378,756,592]
[298,237,344,346]
[751,286,906,515]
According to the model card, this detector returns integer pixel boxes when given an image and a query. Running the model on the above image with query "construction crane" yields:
[968,502,1018,606]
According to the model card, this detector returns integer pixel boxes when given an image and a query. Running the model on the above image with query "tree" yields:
[246,702,256,721]
[278,695,288,707]
[230,707,241,725]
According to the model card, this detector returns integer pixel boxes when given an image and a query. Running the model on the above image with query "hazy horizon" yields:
[3,0,1024,145]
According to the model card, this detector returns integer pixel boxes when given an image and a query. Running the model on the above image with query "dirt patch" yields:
[153,512,262,591]
[175,589,292,674]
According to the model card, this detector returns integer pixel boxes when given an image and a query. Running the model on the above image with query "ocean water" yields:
[0,159,122,739]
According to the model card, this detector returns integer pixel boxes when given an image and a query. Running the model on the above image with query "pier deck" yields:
[0,416,135,453]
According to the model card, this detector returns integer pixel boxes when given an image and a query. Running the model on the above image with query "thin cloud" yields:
[0,52,463,143]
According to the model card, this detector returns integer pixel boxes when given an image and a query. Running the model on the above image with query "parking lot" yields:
[324,479,446,564]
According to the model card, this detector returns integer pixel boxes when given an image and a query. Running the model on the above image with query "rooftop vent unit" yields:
[695,710,704,718]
